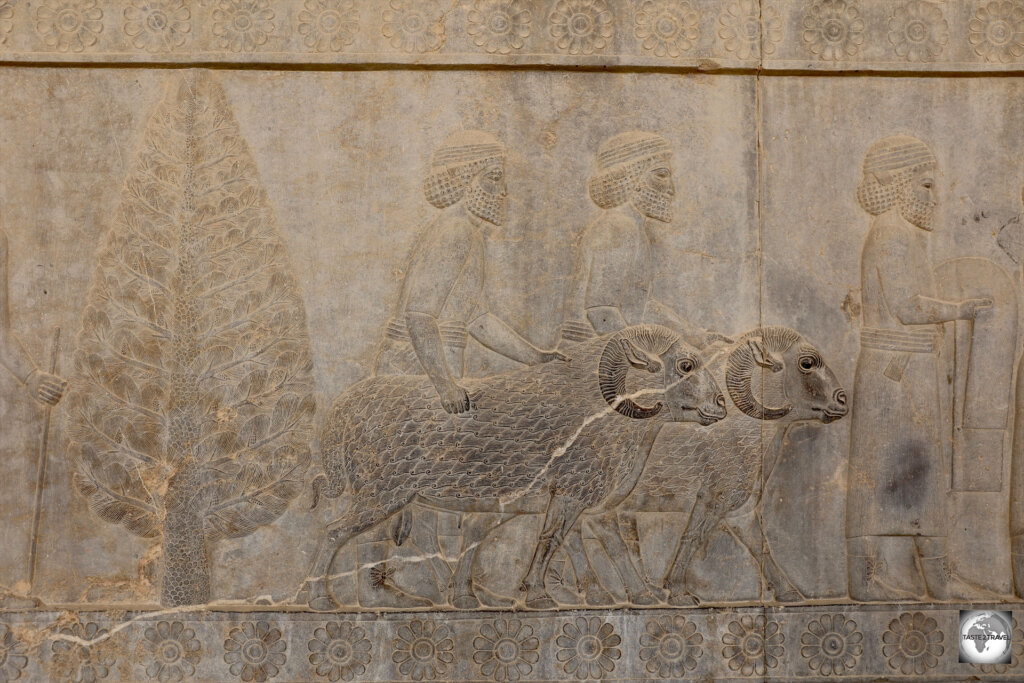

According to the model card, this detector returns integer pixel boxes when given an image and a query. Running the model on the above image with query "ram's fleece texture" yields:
[317,333,664,517]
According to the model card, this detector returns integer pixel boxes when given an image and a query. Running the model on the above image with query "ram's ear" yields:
[747,339,781,372]
[621,338,662,374]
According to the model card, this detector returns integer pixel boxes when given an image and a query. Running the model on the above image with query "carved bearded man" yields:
[375,130,560,403]
[552,131,725,602]
[561,131,722,348]
[362,130,562,609]
[846,136,990,601]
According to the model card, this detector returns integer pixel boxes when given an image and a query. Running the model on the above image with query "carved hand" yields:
[957,297,993,320]
[537,349,570,364]
[27,370,66,406]
[439,382,473,414]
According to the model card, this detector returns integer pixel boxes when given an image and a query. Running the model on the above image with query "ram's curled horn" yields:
[599,325,679,419]
[725,326,801,420]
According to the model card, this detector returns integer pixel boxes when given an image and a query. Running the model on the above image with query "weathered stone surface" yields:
[1,2,1023,681]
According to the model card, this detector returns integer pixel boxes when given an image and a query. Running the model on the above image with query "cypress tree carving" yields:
[66,70,315,606]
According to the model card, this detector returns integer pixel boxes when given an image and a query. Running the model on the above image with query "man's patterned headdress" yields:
[423,130,505,209]
[857,135,937,216]
[588,131,672,209]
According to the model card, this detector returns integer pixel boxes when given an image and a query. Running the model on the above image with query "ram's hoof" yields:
[582,582,615,607]
[627,589,660,606]
[547,582,581,606]
[646,582,670,603]
[298,580,336,612]
[525,595,558,610]
[359,587,432,609]
[452,594,480,609]
[666,591,700,607]
[308,596,338,612]
[773,588,803,603]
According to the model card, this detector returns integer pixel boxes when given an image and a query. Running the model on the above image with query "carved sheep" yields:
[552,326,848,606]
[304,324,726,610]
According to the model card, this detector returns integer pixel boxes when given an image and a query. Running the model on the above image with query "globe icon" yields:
[959,611,1012,664]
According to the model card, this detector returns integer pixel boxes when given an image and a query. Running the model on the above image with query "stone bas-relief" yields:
[65,70,316,608]
[1,29,1024,683]
[846,135,999,603]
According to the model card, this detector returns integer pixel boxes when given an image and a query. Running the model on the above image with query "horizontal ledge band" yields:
[4,57,1024,78]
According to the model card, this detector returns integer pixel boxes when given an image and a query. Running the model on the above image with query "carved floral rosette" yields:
[0,0,1018,70]
[0,607,1011,680]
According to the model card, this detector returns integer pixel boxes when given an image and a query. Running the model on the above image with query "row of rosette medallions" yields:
[2,0,1024,64]
[0,611,1021,681]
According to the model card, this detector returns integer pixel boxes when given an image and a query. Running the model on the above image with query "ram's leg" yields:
[561,524,614,606]
[303,532,343,612]
[358,520,433,609]
[663,489,722,606]
[403,506,452,605]
[520,494,585,609]
[616,510,644,576]
[726,511,803,603]
[588,511,659,605]
[545,547,583,605]
[617,509,667,600]
[450,512,513,609]
[304,500,398,612]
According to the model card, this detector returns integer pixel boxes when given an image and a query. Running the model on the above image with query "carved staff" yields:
[27,326,59,590]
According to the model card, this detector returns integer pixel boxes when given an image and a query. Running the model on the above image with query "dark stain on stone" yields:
[885,440,929,511]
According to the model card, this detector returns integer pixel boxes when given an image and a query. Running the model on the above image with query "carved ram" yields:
[303,324,726,610]
[553,326,848,606]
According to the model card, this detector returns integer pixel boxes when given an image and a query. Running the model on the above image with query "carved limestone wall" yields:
[2,1,1024,681]
[0,0,1020,70]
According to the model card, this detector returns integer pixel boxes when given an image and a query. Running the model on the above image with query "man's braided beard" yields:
[898,182,935,231]
[857,163,935,230]
[632,182,673,223]
[466,180,505,226]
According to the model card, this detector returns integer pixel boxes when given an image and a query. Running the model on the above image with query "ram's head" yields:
[599,325,726,426]
[726,326,847,424]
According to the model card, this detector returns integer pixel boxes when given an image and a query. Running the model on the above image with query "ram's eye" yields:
[677,358,695,374]
[799,356,815,372]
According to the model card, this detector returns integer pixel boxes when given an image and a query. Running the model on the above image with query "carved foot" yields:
[930,573,1004,602]
[917,556,1004,602]
[0,594,42,609]
[848,574,922,602]
[1013,552,1024,599]
[1011,538,1024,598]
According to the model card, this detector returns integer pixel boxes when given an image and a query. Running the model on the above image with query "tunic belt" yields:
[860,327,939,353]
